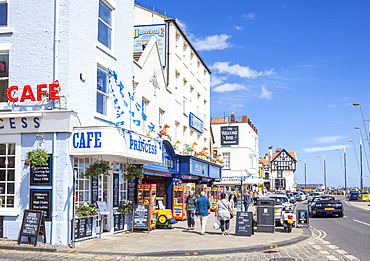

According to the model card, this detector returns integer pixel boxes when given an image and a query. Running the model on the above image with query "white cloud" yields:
[259,86,272,99]
[212,62,274,79]
[213,83,247,93]
[234,25,244,31]
[211,75,228,87]
[193,34,232,51]
[176,19,195,41]
[243,12,256,19]
[302,145,349,153]
[312,136,343,144]
[328,104,337,108]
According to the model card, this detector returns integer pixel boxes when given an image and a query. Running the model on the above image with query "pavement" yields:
[70,205,309,256]
[345,199,370,211]
[0,228,360,260]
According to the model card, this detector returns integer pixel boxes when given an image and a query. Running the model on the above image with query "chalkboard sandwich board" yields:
[235,211,253,236]
[18,210,46,246]
[132,204,150,233]
[72,217,93,239]
[114,213,125,232]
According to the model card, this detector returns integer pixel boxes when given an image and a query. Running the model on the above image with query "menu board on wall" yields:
[30,154,52,186]
[221,126,239,145]
[91,178,98,204]
[30,189,52,221]
[114,214,125,232]
[128,179,137,204]
[113,174,119,208]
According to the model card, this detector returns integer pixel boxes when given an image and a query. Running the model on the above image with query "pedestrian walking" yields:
[229,192,236,211]
[253,191,259,205]
[215,193,233,235]
[195,191,210,235]
[243,189,251,211]
[185,190,197,230]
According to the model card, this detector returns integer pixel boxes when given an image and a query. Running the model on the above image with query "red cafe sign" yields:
[7,81,60,102]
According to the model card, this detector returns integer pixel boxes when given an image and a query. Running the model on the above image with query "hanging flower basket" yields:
[75,202,99,218]
[117,200,134,216]
[27,147,49,171]
[124,165,143,181]
[84,160,111,179]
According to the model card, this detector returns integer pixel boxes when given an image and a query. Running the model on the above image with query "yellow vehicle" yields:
[155,197,177,228]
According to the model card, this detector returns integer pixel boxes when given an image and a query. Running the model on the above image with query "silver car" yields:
[261,194,290,225]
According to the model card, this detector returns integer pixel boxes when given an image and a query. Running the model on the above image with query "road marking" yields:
[327,244,339,249]
[326,255,339,260]
[319,250,330,255]
[353,219,370,226]
[344,216,348,218]
[312,244,322,250]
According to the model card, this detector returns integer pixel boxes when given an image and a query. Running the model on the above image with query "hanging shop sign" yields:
[134,24,167,67]
[189,112,204,133]
[70,126,162,164]
[30,189,52,221]
[221,126,239,145]
[6,82,59,103]
[0,111,76,134]
[30,155,52,186]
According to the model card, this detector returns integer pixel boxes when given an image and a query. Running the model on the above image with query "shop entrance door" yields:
[99,174,111,232]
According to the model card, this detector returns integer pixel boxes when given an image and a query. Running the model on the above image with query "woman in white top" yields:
[215,193,233,235]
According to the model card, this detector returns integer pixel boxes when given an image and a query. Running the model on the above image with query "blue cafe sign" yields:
[189,112,204,133]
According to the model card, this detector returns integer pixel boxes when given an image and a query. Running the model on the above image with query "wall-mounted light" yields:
[80,73,86,81]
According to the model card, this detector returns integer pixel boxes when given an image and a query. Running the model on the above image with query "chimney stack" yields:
[276,148,282,153]
[242,115,248,123]
[230,113,235,123]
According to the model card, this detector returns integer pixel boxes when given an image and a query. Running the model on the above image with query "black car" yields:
[308,196,343,217]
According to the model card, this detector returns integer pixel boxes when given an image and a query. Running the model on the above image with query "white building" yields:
[0,0,163,245]
[260,147,297,191]
[133,4,211,151]
[211,113,260,190]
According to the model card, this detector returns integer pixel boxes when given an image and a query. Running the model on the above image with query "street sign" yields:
[296,209,309,228]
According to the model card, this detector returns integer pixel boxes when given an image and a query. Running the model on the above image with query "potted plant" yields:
[84,160,111,179]
[124,165,143,181]
[27,147,49,170]
[75,202,99,218]
[117,200,134,216]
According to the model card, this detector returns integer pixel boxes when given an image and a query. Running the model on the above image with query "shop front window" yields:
[113,162,127,204]
[0,143,15,208]
[74,158,90,203]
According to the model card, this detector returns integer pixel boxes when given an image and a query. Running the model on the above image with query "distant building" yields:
[260,147,297,191]
[296,183,323,192]
[211,113,261,191]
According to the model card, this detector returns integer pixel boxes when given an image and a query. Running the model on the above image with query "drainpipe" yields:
[53,0,59,108]
[51,132,57,244]
[165,19,172,87]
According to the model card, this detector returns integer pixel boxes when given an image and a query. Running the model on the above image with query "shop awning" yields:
[70,126,163,164]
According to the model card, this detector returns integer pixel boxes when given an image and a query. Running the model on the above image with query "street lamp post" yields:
[324,155,327,192]
[353,103,370,149]
[360,138,363,190]
[344,148,347,191]
[304,159,307,193]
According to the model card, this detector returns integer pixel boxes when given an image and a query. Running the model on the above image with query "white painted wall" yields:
[133,5,211,152]
[212,121,259,178]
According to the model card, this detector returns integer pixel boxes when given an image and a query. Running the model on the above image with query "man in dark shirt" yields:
[185,190,197,230]
[243,190,251,211]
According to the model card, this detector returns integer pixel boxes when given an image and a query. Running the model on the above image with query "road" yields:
[297,196,370,261]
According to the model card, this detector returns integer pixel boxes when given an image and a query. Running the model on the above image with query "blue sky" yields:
[137,0,370,188]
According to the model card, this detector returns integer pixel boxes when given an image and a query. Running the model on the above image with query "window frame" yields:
[96,0,116,57]
[222,152,230,169]
[0,52,9,103]
[74,157,91,204]
[0,1,8,27]
[96,65,110,116]
[0,134,20,216]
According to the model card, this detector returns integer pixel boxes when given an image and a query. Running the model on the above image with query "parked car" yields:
[293,192,300,201]
[348,191,360,200]
[286,192,296,204]
[299,191,307,201]
[308,192,321,202]
[308,196,343,217]
[261,194,291,225]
